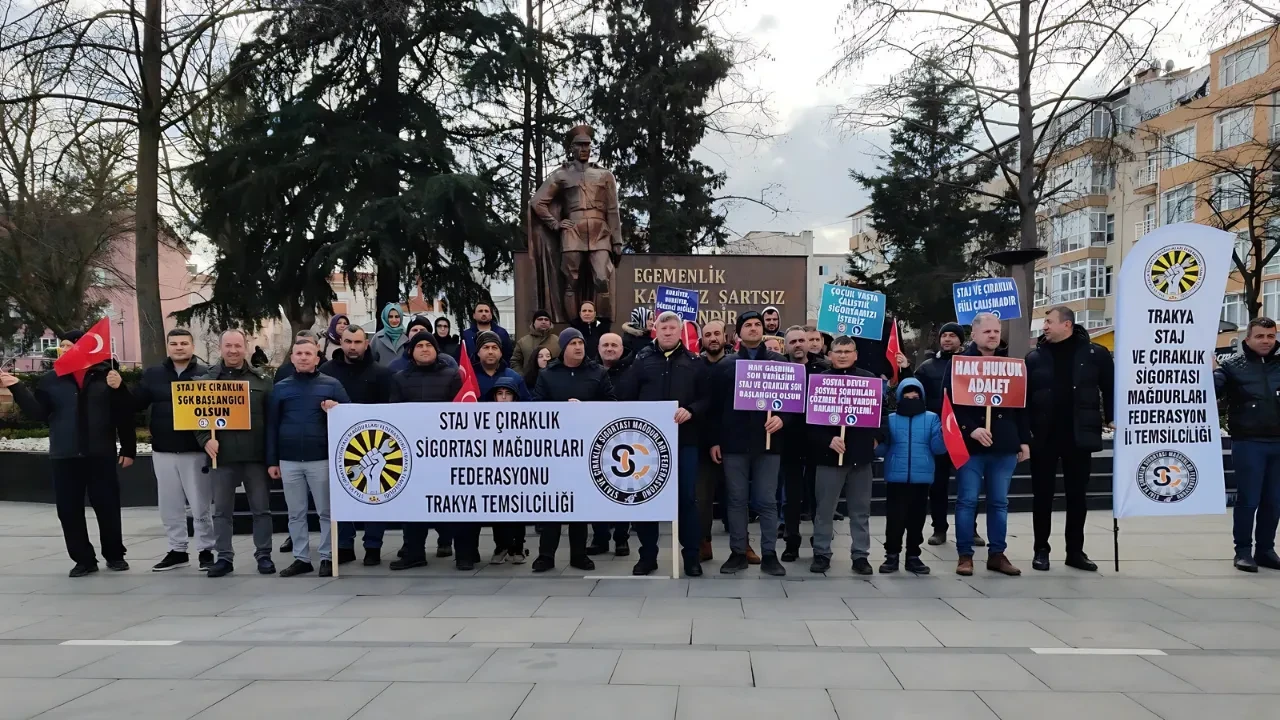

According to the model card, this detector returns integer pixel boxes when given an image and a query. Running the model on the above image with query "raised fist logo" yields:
[346,437,395,493]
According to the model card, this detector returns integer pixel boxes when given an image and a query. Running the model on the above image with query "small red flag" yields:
[885,318,901,384]
[682,321,701,354]
[453,345,480,402]
[54,317,112,387]
[941,389,970,469]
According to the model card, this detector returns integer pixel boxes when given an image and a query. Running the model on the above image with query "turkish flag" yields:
[682,321,701,354]
[54,317,112,387]
[884,318,901,384]
[941,389,971,469]
[453,345,480,402]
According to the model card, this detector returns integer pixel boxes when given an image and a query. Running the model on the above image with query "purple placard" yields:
[733,360,806,413]
[805,374,883,428]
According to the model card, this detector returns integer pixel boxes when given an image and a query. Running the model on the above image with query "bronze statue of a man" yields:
[530,124,623,321]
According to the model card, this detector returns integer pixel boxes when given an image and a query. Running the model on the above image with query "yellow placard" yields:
[172,381,251,431]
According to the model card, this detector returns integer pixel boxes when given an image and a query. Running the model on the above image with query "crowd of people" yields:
[4,297,1278,581]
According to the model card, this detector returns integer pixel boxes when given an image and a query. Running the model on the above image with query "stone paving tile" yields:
[805,621,868,647]
[610,648,750,687]
[499,579,598,596]
[852,621,944,647]
[871,578,984,598]
[350,681,532,719]
[1127,692,1280,720]
[1145,654,1280,693]
[0,644,119,678]
[451,618,583,643]
[429,595,548,618]
[827,689,998,720]
[66,646,252,680]
[943,598,1075,621]
[29,679,249,720]
[675,686,838,720]
[513,684,677,720]
[691,618,816,646]
[321,595,449,618]
[198,646,369,681]
[400,578,513,596]
[750,650,900,689]
[919,620,1066,648]
[881,653,1048,691]
[306,578,417,595]
[535,596,644,618]
[332,647,495,682]
[0,678,111,720]
[742,597,854,620]
[1042,598,1192,621]
[1034,620,1198,649]
[213,577,337,595]
[780,580,881,597]
[190,680,389,720]
[1152,598,1280,622]
[0,615,152,640]
[843,598,965,620]
[639,597,743,619]
[591,579,690,597]
[569,617,691,645]
[687,579,787,598]
[1154,621,1280,649]
[976,691,1160,720]
[330,617,468,643]
[218,594,354,617]
[470,648,621,684]
[107,615,259,641]
[219,616,364,642]
[123,577,251,595]
[1010,654,1197,692]
[1156,578,1275,598]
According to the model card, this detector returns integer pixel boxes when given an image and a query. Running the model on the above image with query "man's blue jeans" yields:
[337,522,385,550]
[1231,439,1280,556]
[955,453,1016,557]
[635,446,702,563]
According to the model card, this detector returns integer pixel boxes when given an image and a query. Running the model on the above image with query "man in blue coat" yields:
[267,337,349,578]
[461,302,512,364]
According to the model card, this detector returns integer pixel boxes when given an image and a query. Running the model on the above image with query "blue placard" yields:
[654,285,699,322]
[817,285,885,340]
[952,277,1021,325]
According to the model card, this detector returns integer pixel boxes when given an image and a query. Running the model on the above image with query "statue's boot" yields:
[563,291,579,321]
[594,292,613,322]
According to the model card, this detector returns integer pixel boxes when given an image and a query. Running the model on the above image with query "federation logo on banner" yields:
[589,417,672,505]
[1145,245,1205,301]
[1135,450,1199,503]
[336,421,412,505]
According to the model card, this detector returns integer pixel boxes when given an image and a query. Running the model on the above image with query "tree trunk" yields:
[1008,0,1036,359]
[135,0,165,367]
[533,0,544,184]
[373,22,403,329]
[521,0,533,238]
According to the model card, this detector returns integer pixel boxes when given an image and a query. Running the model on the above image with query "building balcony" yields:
[1135,219,1155,239]
[1135,158,1159,194]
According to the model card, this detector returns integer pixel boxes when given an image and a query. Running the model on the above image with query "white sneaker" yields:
[510,548,529,565]
[490,550,508,565]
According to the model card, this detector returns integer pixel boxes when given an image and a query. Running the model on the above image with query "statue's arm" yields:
[606,172,623,250]
[531,174,562,231]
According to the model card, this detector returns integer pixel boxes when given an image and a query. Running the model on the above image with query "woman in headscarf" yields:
[433,316,461,360]
[620,306,654,357]
[371,303,405,368]
[324,314,349,360]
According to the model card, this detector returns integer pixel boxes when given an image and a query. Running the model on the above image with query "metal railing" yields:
[1135,219,1155,239]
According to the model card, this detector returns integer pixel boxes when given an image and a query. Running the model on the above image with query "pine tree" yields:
[846,56,1017,343]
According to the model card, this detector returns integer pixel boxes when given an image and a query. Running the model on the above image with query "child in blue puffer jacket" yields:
[876,378,946,575]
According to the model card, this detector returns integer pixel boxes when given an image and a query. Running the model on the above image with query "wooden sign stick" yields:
[765,410,773,451]
[210,427,218,470]
[985,405,992,433]
[838,426,846,467]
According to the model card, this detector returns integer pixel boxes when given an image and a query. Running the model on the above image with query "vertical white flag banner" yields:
[1114,223,1231,518]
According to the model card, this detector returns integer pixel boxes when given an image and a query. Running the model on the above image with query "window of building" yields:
[1106,214,1115,245]
[1233,229,1280,275]
[1266,279,1280,318]
[817,265,829,277]
[1051,260,1089,302]
[1215,107,1254,150]
[1222,42,1267,88]
[1078,309,1109,329]
[1047,207,1109,255]
[1090,208,1108,246]
[38,337,58,352]
[1162,183,1194,225]
[1087,260,1113,298]
[851,215,869,235]
[1033,270,1047,307]
[1163,127,1195,168]
[1223,293,1247,328]
[1213,172,1249,211]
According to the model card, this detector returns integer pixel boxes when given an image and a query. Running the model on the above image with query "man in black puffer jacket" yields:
[1,330,135,577]
[1215,317,1280,572]
[1024,306,1114,573]
[532,327,616,573]
[617,311,710,577]
[134,328,212,572]
[388,331,467,571]
[585,330,634,556]
[780,325,828,561]
[916,322,970,546]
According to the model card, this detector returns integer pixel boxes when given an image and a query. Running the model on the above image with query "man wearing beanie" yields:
[475,330,531,401]
[708,309,794,576]
[511,309,558,376]
[530,326,616,573]
[916,321,981,547]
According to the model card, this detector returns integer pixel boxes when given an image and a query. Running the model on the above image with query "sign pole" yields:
[210,427,217,470]
[838,426,845,467]
[985,405,992,432]
[671,516,681,579]
[1113,518,1120,573]
[765,410,772,451]
[331,518,341,579]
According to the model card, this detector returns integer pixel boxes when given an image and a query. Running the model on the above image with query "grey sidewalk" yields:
[1,502,1278,719]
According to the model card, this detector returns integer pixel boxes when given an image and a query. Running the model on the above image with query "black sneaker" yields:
[389,556,428,571]
[363,548,382,566]
[1032,550,1050,571]
[632,558,658,576]
[436,544,453,558]
[780,541,799,562]
[257,557,276,574]
[198,550,214,570]
[927,531,947,546]
[152,551,189,572]
[585,541,610,556]
[207,559,234,578]
[1257,549,1280,570]
[279,537,293,553]
[973,532,986,547]
[879,553,900,574]
[1235,555,1260,573]
[337,548,357,565]
[531,555,555,573]
[1064,553,1097,572]
[279,560,315,577]
[69,562,98,578]
[318,560,332,578]
[106,559,129,572]
[569,555,595,571]
[614,541,630,558]
[851,557,874,575]
[809,555,831,573]
[684,558,703,577]
[456,557,476,571]
[904,556,931,575]
[760,552,786,576]
[719,552,748,574]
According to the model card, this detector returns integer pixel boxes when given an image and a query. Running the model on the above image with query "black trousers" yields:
[783,457,816,544]
[52,457,125,565]
[884,483,930,556]
[930,456,953,532]
[401,523,461,559]
[493,523,526,553]
[451,523,481,562]
[539,522,588,559]
[1031,443,1093,555]
[590,523,629,546]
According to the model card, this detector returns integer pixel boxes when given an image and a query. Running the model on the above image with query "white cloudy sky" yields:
[707,0,1229,254]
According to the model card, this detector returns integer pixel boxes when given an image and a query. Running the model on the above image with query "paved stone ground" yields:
[1,501,1278,719]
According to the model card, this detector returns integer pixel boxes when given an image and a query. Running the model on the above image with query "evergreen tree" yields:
[181,0,528,333]
[577,0,733,253]
[846,56,1017,344]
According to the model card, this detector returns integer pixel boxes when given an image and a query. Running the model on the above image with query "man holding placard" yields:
[947,313,1028,577]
